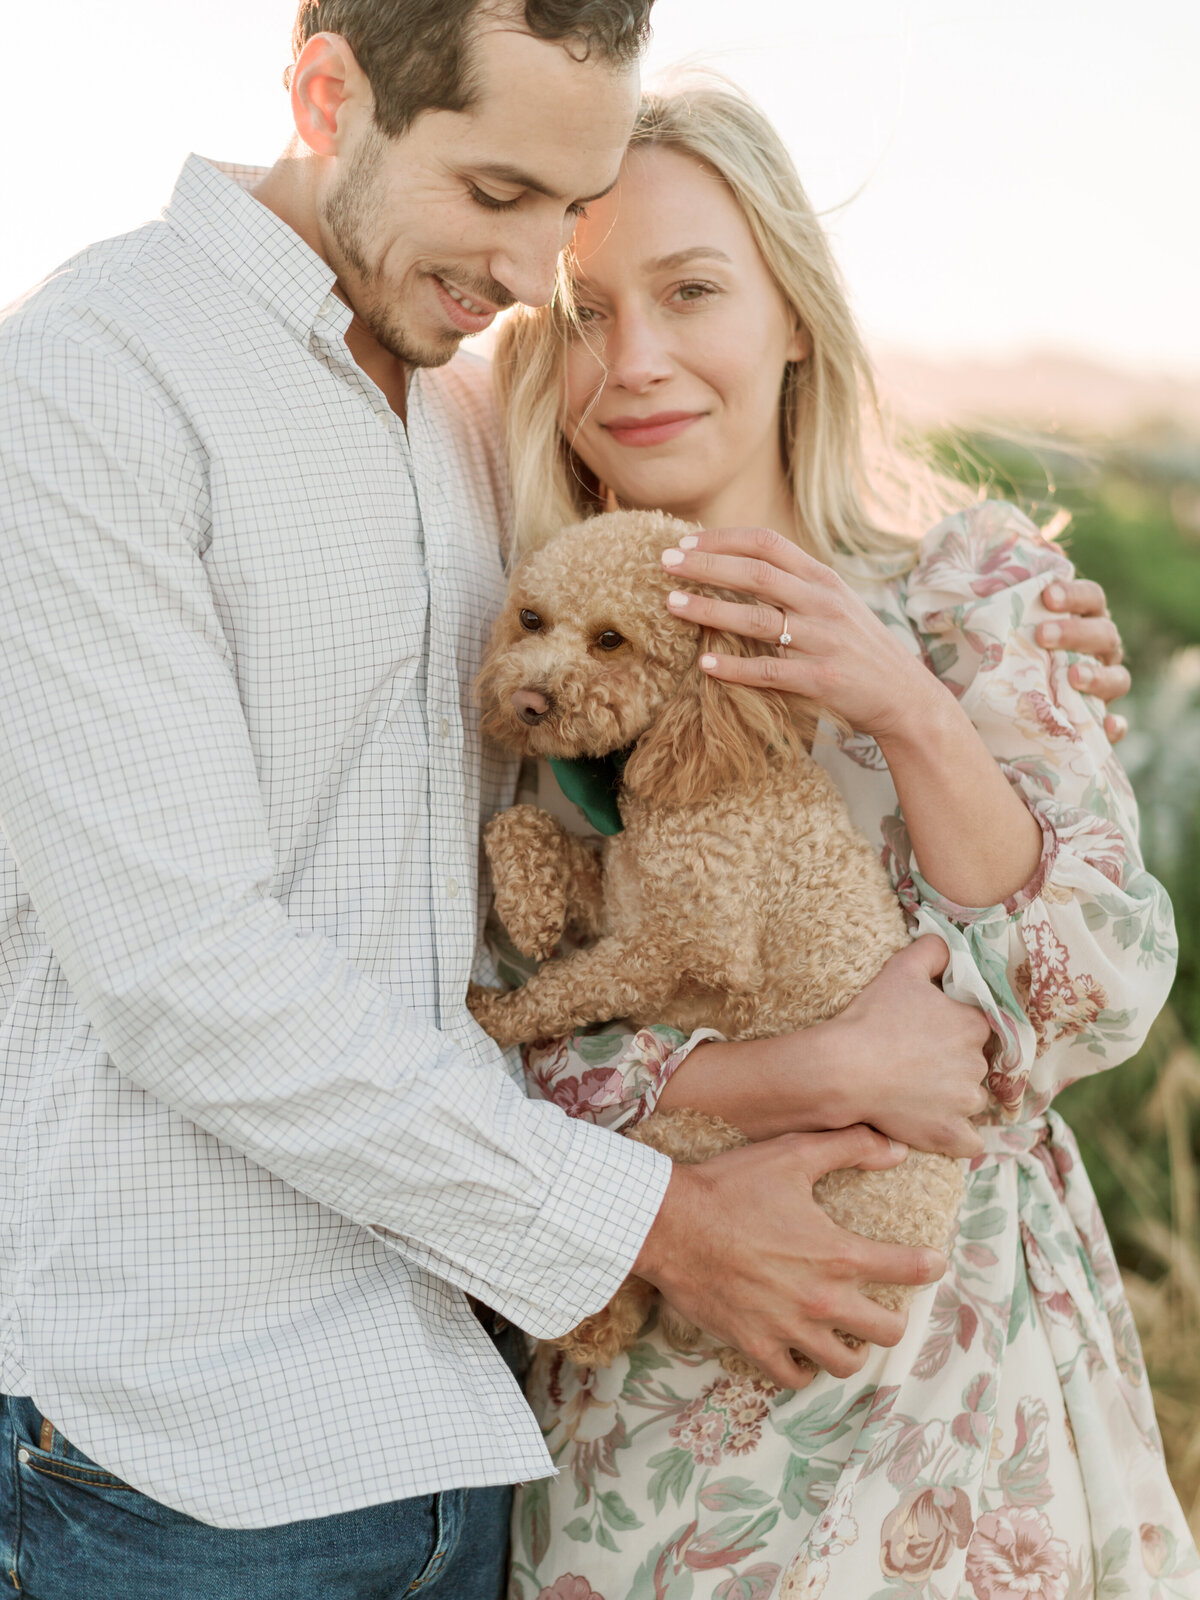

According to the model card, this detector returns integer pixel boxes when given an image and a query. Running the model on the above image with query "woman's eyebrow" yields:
[645,247,734,271]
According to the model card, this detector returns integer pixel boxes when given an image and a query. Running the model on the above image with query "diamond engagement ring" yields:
[778,612,793,648]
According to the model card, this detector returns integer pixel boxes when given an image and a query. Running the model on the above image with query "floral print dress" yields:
[506,503,1200,1600]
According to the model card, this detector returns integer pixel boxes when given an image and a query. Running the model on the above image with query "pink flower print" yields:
[670,1400,727,1465]
[880,1486,974,1584]
[1140,1523,1169,1578]
[1017,690,1079,744]
[964,1505,1070,1600]
[536,1579,607,1600]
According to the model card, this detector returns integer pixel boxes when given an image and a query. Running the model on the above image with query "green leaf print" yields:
[519,1475,550,1567]
[713,1565,781,1600]
[563,1516,591,1542]
[573,1029,627,1065]
[780,1451,840,1519]
[960,1205,1007,1241]
[1007,1254,1033,1347]
[699,1477,772,1512]
[647,1446,696,1513]
[599,1489,643,1531]
[1095,1527,1133,1599]
[595,1521,619,1552]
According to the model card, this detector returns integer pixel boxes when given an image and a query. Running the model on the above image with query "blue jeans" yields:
[1,1359,519,1599]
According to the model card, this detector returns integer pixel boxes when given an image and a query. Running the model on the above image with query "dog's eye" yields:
[596,630,625,652]
[519,609,543,632]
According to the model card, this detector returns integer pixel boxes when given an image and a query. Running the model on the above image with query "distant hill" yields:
[873,348,1200,444]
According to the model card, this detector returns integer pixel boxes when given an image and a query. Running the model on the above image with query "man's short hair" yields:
[289,1,655,137]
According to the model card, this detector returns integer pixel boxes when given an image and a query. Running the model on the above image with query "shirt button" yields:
[446,877,459,899]
[17,1448,30,1464]
[438,717,450,740]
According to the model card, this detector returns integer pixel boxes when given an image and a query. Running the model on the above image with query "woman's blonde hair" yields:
[494,75,969,568]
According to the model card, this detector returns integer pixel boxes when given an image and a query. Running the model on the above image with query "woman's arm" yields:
[657,935,992,1157]
[663,527,1043,907]
[663,505,1174,1120]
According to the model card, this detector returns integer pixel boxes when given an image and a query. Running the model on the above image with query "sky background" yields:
[4,0,1196,375]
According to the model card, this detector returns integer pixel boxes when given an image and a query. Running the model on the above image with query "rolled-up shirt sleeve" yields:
[0,335,670,1340]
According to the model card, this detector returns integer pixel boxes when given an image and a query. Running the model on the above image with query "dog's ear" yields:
[623,626,817,808]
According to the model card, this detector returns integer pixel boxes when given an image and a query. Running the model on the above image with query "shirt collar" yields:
[163,154,344,346]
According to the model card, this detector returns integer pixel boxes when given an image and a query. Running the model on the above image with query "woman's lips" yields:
[601,411,704,448]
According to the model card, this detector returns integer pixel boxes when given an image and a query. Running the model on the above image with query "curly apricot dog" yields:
[469,508,963,1380]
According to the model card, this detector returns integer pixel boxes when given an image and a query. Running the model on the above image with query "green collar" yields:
[548,748,634,835]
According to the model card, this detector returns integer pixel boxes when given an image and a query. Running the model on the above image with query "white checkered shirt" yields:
[0,154,670,1529]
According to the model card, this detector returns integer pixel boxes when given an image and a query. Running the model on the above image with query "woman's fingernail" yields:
[1073,662,1093,688]
[679,534,699,549]
[1045,584,1065,607]
[662,548,685,568]
[1110,714,1128,740]
[1040,622,1061,646]
[700,654,718,670]
[889,1138,908,1157]
[668,590,689,608]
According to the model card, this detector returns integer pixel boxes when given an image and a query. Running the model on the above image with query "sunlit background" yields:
[5,0,1200,1533]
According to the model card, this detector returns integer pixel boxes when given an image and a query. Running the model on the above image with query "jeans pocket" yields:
[13,1414,134,1493]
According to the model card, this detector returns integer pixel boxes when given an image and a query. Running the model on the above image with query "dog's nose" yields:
[512,688,551,726]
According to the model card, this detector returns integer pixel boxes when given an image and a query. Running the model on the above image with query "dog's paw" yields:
[465,983,521,1047]
[485,807,569,960]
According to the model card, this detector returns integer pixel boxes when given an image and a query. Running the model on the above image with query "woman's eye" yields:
[596,630,625,651]
[519,609,543,632]
[673,281,717,305]
[574,305,600,325]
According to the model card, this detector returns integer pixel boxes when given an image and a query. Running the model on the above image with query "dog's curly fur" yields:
[469,509,964,1381]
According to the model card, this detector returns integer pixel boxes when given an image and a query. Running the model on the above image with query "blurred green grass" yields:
[932,428,1200,1532]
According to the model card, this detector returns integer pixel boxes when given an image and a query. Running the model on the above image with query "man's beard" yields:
[321,127,511,370]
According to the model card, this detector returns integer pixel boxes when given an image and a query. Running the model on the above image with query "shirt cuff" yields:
[906,784,1059,928]
[486,1113,673,1338]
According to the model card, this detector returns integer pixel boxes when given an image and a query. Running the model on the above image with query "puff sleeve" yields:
[890,501,1177,1120]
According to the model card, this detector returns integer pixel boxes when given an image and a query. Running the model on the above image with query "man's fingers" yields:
[854,1236,947,1289]
[1070,661,1131,703]
[899,933,951,982]
[1038,615,1124,664]
[803,1123,908,1178]
[1043,577,1107,618]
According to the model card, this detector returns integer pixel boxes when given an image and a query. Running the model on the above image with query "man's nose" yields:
[490,217,568,310]
[512,688,552,725]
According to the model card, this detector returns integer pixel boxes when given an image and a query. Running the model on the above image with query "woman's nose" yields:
[607,318,672,394]
[512,688,551,725]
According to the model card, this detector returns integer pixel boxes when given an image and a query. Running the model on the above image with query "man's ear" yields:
[289,32,373,157]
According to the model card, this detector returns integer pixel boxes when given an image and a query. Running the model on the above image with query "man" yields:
[0,3,976,1593]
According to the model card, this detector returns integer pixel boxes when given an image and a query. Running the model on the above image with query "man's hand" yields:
[1038,577,1131,744]
[815,935,992,1158]
[633,1125,946,1390]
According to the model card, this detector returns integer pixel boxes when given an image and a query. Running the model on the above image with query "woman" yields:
[495,84,1197,1599]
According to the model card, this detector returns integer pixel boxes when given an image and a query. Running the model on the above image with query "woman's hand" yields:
[657,937,992,1158]
[662,526,945,741]
[663,527,1131,742]
[1038,578,1131,743]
